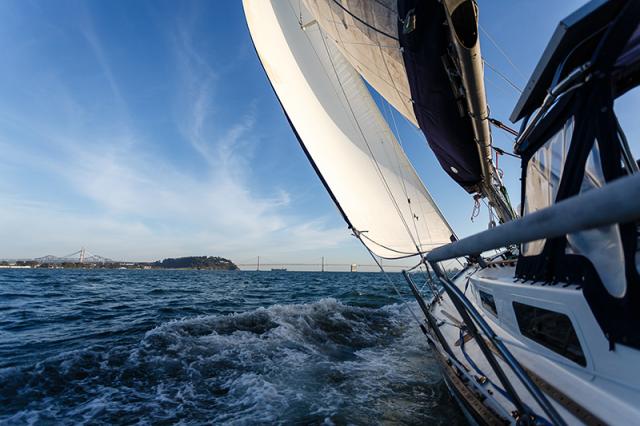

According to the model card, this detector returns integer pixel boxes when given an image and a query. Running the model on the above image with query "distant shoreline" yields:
[0,265,239,271]
[0,256,239,271]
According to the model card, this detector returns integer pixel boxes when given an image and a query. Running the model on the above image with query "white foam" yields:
[1,298,458,424]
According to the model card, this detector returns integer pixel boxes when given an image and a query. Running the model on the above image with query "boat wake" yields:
[0,298,463,425]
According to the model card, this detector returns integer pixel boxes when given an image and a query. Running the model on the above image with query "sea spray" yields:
[0,269,465,425]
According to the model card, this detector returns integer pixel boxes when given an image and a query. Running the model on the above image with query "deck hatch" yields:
[478,290,497,316]
[513,302,586,366]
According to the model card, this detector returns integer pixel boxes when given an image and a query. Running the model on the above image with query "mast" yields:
[441,0,515,222]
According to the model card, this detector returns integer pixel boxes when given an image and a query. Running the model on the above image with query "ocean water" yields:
[0,269,465,425]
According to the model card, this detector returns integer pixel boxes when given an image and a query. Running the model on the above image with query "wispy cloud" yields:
[0,4,351,261]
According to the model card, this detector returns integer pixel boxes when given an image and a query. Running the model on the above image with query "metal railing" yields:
[427,172,640,263]
[417,173,640,424]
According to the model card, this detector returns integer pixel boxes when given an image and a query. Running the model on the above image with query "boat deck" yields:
[427,263,640,424]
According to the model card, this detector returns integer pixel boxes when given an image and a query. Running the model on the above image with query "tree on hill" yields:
[153,256,238,270]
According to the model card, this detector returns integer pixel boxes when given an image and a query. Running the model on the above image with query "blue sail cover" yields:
[397,0,482,192]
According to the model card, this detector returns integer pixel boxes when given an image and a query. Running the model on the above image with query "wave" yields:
[0,298,463,425]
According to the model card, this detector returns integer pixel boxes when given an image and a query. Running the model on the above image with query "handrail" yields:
[430,261,566,425]
[427,172,640,263]
[423,172,640,425]
[513,62,590,154]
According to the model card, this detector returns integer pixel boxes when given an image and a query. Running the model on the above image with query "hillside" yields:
[153,256,238,270]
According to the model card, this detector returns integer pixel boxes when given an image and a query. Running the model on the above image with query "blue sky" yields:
[0,0,635,265]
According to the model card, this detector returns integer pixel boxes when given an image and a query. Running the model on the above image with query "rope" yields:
[357,232,423,325]
[479,24,526,80]
[358,232,420,258]
[329,0,399,41]
[331,38,397,49]
[381,98,426,251]
[495,149,504,179]
[318,14,422,254]
[292,3,424,255]
[483,199,498,228]
[492,145,520,159]
[470,196,481,222]
[483,58,523,94]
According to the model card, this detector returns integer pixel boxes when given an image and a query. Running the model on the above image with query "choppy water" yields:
[0,269,465,425]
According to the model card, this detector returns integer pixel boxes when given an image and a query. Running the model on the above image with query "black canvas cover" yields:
[515,0,640,350]
[397,0,482,193]
[516,81,640,350]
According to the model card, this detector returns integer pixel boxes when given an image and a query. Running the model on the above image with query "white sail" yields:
[301,0,417,126]
[244,0,453,259]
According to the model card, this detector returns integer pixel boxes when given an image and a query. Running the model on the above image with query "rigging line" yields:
[378,94,417,230]
[384,102,415,211]
[483,72,514,99]
[293,2,413,244]
[356,232,424,326]
[482,198,498,227]
[478,24,526,80]
[488,117,519,137]
[368,22,417,129]
[371,0,396,14]
[320,33,415,104]
[334,43,414,100]
[288,5,345,104]
[301,5,449,258]
[333,39,398,49]
[372,25,411,126]
[321,11,422,251]
[366,54,456,242]
[329,0,399,41]
[358,233,421,257]
[379,93,413,208]
[492,145,520,159]
[419,263,442,302]
[483,59,523,94]
[308,6,415,117]
[383,99,428,249]
[371,25,451,248]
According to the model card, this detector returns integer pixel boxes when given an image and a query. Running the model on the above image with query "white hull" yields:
[425,262,640,425]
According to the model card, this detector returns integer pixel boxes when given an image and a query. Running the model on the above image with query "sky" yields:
[0,0,636,266]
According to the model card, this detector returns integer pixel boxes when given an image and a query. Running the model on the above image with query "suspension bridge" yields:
[10,250,417,272]
[235,256,415,272]
[34,248,115,264]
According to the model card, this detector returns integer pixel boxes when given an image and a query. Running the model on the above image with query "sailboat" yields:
[243,0,640,424]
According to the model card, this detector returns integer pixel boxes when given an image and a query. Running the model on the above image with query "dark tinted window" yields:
[479,290,497,316]
[513,302,586,366]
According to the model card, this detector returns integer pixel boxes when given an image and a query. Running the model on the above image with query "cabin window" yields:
[478,290,497,316]
[522,118,574,256]
[566,142,626,297]
[523,125,627,293]
[613,85,640,165]
[613,85,640,277]
[513,302,586,366]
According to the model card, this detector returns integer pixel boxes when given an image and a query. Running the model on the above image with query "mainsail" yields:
[244,0,454,258]
[301,0,483,192]
[300,0,516,222]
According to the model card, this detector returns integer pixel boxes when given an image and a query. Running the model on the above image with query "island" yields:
[153,256,238,270]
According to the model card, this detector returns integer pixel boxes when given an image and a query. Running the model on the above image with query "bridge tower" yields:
[79,247,86,263]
